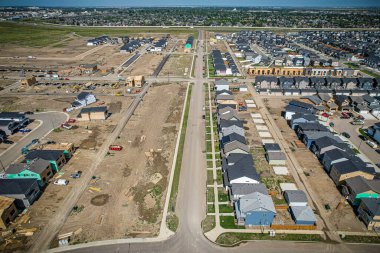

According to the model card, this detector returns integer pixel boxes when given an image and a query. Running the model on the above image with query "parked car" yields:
[25,111,34,115]
[341,112,350,119]
[3,139,14,144]
[46,140,56,144]
[61,123,72,130]
[351,120,364,125]
[366,140,378,149]
[67,118,76,123]
[342,132,351,138]
[348,112,354,118]
[70,171,82,179]
[19,128,31,133]
[358,135,367,141]
[54,179,69,185]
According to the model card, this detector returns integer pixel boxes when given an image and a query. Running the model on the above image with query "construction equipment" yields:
[109,145,123,151]
[21,139,39,154]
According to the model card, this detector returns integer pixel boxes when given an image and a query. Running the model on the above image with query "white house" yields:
[215,79,229,91]
[72,92,96,108]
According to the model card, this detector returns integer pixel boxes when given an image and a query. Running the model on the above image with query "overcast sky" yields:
[1,0,380,7]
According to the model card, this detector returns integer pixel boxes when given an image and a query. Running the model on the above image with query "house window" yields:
[10,209,15,215]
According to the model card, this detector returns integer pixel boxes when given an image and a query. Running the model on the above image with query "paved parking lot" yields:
[330,114,380,170]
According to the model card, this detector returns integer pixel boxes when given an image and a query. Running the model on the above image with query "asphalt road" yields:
[48,30,380,253]
[0,112,68,169]
[331,116,380,166]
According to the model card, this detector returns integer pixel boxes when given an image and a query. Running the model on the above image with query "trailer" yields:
[109,145,123,151]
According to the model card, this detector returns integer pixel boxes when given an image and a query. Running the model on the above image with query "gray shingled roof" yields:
[267,151,286,161]
[290,206,316,222]
[80,106,107,114]
[25,150,64,161]
[230,183,268,197]
[239,192,276,214]
[223,141,250,154]
[345,176,380,195]
[285,190,308,204]
[0,179,37,195]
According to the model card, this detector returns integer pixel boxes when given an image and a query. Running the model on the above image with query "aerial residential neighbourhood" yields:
[0,0,380,253]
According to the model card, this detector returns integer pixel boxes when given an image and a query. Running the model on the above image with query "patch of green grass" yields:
[167,84,192,232]
[216,170,223,185]
[166,213,179,232]
[352,148,360,154]
[220,216,244,229]
[207,160,213,168]
[272,196,287,205]
[361,69,380,78]
[0,22,197,47]
[359,128,370,139]
[53,128,63,133]
[206,153,213,160]
[219,204,234,213]
[341,235,380,244]
[344,62,360,69]
[216,232,323,245]
[218,189,229,202]
[207,170,214,185]
[206,141,212,152]
[207,188,215,202]
[202,215,216,233]
[208,204,215,213]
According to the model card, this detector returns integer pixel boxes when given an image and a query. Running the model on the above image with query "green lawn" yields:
[0,21,197,47]
[202,215,216,233]
[208,204,215,213]
[207,188,215,202]
[341,235,380,244]
[216,170,223,185]
[220,216,245,229]
[218,189,229,202]
[207,160,213,168]
[206,141,212,152]
[219,204,234,213]
[361,69,380,78]
[216,232,323,245]
[207,170,214,185]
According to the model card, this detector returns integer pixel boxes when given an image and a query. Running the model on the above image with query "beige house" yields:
[78,106,108,121]
[330,160,375,186]
[0,196,18,229]
[126,75,145,88]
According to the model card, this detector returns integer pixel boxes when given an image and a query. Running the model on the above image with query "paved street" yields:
[331,117,380,167]
[44,30,380,253]
[0,112,68,168]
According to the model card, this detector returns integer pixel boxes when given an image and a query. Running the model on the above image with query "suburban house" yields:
[0,112,29,126]
[72,92,96,108]
[255,76,278,89]
[284,190,308,207]
[235,192,276,227]
[6,158,54,187]
[342,78,358,90]
[218,120,245,139]
[229,183,268,203]
[42,142,75,159]
[368,123,380,144]
[79,64,98,74]
[217,110,240,123]
[326,77,342,89]
[290,113,317,130]
[343,176,380,206]
[310,136,347,158]
[0,196,18,229]
[223,160,260,190]
[296,122,328,140]
[333,95,350,111]
[0,179,41,208]
[358,78,375,90]
[294,77,310,89]
[289,206,317,225]
[221,133,246,148]
[25,150,66,172]
[279,76,295,89]
[78,106,108,121]
[216,89,233,96]
[284,105,315,121]
[302,131,339,149]
[0,120,19,135]
[321,149,350,173]
[329,160,376,185]
[223,141,250,157]
[357,198,380,231]
[214,79,229,91]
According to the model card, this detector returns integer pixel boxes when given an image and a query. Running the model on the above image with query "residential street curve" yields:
[44,30,380,253]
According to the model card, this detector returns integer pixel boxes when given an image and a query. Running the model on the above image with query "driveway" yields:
[0,111,68,168]
[331,116,380,168]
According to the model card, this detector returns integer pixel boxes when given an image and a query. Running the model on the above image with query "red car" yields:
[109,145,123,151]
[67,118,76,123]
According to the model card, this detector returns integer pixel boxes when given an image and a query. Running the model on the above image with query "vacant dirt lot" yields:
[264,97,367,232]
[127,53,163,76]
[57,83,186,244]
[0,36,89,58]
[160,55,193,77]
